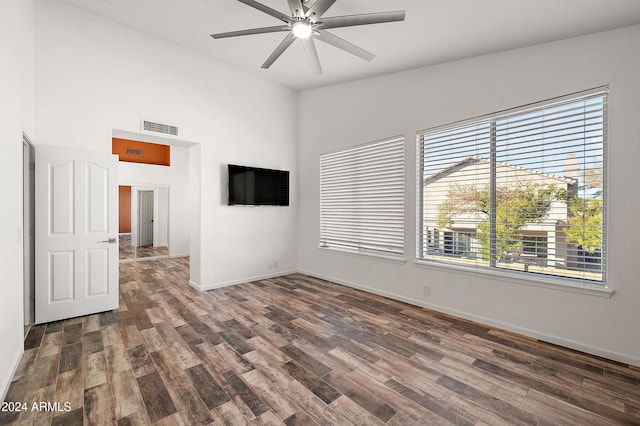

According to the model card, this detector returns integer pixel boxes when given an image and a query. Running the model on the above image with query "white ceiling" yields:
[56,0,640,91]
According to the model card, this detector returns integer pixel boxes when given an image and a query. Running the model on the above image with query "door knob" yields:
[100,238,117,243]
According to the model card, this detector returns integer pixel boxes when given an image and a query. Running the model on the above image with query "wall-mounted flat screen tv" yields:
[228,164,289,206]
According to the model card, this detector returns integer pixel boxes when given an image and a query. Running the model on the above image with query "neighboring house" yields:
[421,156,582,271]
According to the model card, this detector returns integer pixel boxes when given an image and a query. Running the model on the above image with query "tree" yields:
[437,182,560,261]
[564,198,603,253]
[562,162,604,255]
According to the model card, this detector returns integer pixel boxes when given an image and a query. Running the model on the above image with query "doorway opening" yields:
[119,185,169,261]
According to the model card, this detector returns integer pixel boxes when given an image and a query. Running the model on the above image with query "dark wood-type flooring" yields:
[2,257,640,425]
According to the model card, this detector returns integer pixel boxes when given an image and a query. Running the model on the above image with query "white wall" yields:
[0,0,34,400]
[298,25,640,366]
[34,0,299,289]
[118,144,190,257]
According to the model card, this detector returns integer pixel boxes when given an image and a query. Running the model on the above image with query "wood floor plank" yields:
[222,370,270,418]
[127,344,156,378]
[117,409,151,426]
[136,372,177,423]
[175,323,205,347]
[280,344,331,377]
[24,324,46,350]
[282,410,319,426]
[213,400,250,426]
[242,350,295,392]
[282,361,341,404]
[323,372,397,422]
[26,354,59,391]
[84,382,116,426]
[283,380,349,425]
[98,310,118,327]
[84,351,107,389]
[163,375,213,426]
[385,377,475,426]
[437,374,537,424]
[53,368,83,416]
[327,395,387,426]
[111,370,147,420]
[39,331,63,359]
[104,344,132,376]
[83,330,104,354]
[9,347,38,384]
[215,342,255,375]
[102,324,124,348]
[241,368,298,421]
[51,407,83,426]
[85,314,102,333]
[58,342,82,373]
[140,327,169,353]
[4,258,640,425]
[185,364,230,410]
[62,323,83,345]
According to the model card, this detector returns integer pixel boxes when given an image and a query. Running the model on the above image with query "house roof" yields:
[424,156,578,185]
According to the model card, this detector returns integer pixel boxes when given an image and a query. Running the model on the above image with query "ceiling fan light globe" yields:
[292,22,313,39]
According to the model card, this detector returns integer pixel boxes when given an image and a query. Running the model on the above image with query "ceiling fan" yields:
[211,0,406,75]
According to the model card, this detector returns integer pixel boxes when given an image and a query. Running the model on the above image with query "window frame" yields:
[416,87,611,294]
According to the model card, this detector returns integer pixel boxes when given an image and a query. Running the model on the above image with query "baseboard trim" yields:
[1,347,23,403]
[190,269,298,292]
[298,269,640,368]
[169,253,189,259]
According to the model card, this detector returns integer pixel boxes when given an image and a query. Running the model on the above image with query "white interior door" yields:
[138,190,154,247]
[35,146,119,324]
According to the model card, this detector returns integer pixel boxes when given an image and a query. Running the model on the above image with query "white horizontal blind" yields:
[417,88,607,284]
[320,136,405,256]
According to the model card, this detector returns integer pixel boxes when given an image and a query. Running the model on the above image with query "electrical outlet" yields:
[422,285,431,297]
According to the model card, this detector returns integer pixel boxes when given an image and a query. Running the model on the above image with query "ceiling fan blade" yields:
[319,11,406,30]
[261,33,296,69]
[211,25,290,39]
[287,0,306,18]
[315,30,375,61]
[300,38,323,75]
[237,0,291,23]
[305,0,337,21]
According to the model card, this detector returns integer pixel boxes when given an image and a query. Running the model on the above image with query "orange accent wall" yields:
[112,138,171,166]
[119,186,132,233]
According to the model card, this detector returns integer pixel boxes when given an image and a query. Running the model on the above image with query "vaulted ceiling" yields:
[57,0,640,91]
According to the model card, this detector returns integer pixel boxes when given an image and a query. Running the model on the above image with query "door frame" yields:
[127,184,170,250]
[23,134,35,325]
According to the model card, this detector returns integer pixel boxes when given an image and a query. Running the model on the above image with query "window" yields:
[521,235,548,258]
[320,136,405,258]
[417,88,607,284]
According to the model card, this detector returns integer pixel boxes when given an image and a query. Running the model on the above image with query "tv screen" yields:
[228,164,289,206]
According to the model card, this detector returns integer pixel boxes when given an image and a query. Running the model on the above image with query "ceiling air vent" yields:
[141,119,178,136]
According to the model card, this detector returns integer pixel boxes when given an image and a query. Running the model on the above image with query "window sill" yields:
[414,260,614,298]
[319,246,407,265]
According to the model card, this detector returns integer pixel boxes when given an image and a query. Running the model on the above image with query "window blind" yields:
[320,136,405,257]
[417,88,607,284]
